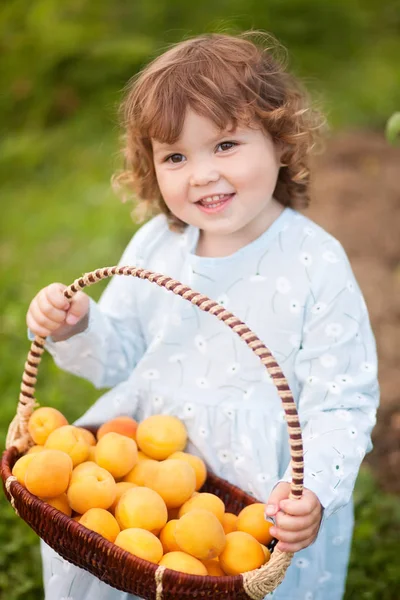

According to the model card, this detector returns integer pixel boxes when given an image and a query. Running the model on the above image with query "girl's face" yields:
[152,109,282,256]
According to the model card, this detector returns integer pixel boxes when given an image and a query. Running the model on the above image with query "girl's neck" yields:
[195,200,285,258]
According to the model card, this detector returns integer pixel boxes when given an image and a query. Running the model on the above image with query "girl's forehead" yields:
[152,109,252,148]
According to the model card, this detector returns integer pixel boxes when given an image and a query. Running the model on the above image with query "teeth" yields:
[200,194,229,205]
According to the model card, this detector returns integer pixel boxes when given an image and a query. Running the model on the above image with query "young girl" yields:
[27,32,379,600]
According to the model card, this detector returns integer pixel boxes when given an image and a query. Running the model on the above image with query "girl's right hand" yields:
[26,283,90,341]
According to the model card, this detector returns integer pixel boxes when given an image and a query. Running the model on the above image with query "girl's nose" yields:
[189,165,220,187]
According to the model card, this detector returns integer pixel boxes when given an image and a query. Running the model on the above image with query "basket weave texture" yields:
[1,266,305,600]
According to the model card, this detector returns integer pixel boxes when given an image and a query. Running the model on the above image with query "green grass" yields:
[1,114,400,599]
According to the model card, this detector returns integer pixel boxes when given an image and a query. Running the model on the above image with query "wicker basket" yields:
[1,265,304,600]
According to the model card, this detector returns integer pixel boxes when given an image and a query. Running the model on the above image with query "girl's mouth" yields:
[196,193,234,214]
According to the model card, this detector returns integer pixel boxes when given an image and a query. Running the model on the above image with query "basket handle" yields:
[6,265,304,500]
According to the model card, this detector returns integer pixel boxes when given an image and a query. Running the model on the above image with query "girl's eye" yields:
[165,153,185,164]
[217,141,237,152]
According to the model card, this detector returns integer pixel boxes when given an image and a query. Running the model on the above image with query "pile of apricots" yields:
[12,407,273,576]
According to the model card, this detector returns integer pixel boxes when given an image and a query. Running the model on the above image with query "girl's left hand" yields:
[265,482,323,553]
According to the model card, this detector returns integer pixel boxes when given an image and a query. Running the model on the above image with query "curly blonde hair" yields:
[113,32,324,231]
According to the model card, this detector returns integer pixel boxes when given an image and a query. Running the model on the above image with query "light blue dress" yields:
[40,208,379,600]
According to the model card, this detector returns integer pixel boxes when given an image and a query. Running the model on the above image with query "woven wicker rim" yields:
[4,265,305,598]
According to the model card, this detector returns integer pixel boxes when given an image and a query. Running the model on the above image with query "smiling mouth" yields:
[197,193,234,208]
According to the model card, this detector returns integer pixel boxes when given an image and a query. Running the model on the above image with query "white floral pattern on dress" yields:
[311,301,327,315]
[276,276,292,294]
[320,354,338,368]
[299,252,313,267]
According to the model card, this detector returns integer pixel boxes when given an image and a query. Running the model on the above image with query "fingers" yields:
[279,492,320,517]
[66,291,90,326]
[271,521,319,544]
[27,283,70,337]
[273,505,321,531]
[267,488,323,553]
[276,533,317,553]
[265,482,291,517]
[44,283,70,310]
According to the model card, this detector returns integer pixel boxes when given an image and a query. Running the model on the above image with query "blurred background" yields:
[1,1,400,598]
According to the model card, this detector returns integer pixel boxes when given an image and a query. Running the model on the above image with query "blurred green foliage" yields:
[1,1,400,598]
[1,0,400,134]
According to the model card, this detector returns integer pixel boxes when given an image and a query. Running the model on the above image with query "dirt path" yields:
[306,131,400,493]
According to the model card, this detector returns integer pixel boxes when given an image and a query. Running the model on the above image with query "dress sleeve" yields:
[41,221,157,389]
[281,240,379,518]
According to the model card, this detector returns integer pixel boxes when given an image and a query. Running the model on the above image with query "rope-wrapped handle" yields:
[6,265,304,500]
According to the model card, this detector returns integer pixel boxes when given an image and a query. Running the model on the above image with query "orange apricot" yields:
[24,449,73,498]
[167,451,207,491]
[221,512,238,534]
[12,454,37,485]
[109,482,138,515]
[159,519,180,553]
[28,407,68,445]
[94,432,138,479]
[115,528,163,563]
[178,492,225,522]
[219,531,265,575]
[202,558,225,576]
[236,503,274,545]
[159,552,207,576]
[136,415,187,460]
[79,508,120,543]
[115,486,167,533]
[45,425,89,467]
[97,416,138,441]
[41,492,72,517]
[144,459,196,508]
[67,464,116,513]
[174,509,226,560]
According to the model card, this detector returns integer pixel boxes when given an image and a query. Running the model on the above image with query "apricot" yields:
[27,407,68,445]
[145,459,196,508]
[27,445,45,454]
[67,465,116,513]
[175,509,226,560]
[159,551,207,576]
[45,425,89,467]
[260,544,271,563]
[76,427,96,446]
[115,528,163,563]
[70,461,99,484]
[136,415,187,460]
[94,432,138,479]
[88,446,97,461]
[109,482,138,515]
[41,493,72,517]
[12,453,37,485]
[79,508,120,543]
[24,449,73,498]
[97,416,138,441]
[236,503,274,545]
[219,531,265,575]
[167,451,207,491]
[123,458,158,486]
[178,492,225,522]
[159,519,180,553]
[221,512,238,534]
[202,558,225,577]
[137,451,153,463]
[115,486,167,533]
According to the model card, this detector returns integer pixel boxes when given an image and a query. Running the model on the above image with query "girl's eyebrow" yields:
[152,128,242,155]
